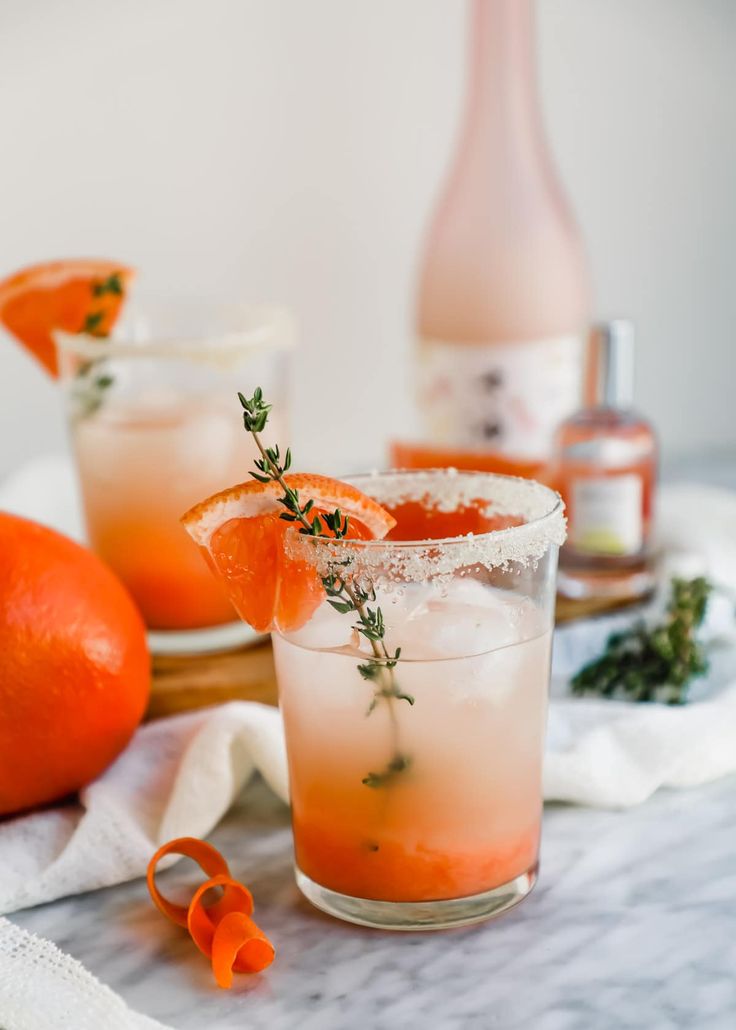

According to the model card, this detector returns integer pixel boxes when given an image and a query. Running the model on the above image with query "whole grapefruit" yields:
[0,512,150,817]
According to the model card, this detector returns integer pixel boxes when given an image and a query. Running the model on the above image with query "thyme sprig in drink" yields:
[238,388,413,789]
[183,392,565,930]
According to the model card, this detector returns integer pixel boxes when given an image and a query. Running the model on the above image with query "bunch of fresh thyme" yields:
[571,577,712,704]
[239,388,413,789]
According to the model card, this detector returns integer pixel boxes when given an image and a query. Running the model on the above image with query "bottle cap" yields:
[591,320,635,408]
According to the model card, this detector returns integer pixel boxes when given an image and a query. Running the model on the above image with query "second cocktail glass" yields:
[57,304,293,652]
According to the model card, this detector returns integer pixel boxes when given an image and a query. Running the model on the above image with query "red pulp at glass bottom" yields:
[293,816,540,902]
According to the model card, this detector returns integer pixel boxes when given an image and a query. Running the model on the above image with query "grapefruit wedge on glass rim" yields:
[182,473,396,633]
[0,258,135,376]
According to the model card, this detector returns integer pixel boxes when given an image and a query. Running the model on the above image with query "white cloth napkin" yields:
[0,453,84,542]
[546,482,736,805]
[0,702,287,916]
[1,455,735,918]
[547,605,736,806]
[0,917,168,1030]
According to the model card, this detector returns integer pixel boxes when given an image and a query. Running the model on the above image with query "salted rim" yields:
[287,468,566,580]
[54,303,296,363]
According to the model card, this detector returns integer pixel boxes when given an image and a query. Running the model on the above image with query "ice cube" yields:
[380,580,538,661]
[281,598,361,653]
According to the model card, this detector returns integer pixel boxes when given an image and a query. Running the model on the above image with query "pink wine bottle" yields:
[413,0,590,477]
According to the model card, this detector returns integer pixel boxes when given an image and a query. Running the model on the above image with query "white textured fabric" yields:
[547,597,736,806]
[545,482,736,807]
[0,452,83,541]
[0,917,169,1029]
[0,702,287,916]
[0,701,285,1030]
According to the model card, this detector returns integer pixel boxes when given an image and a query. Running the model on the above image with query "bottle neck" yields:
[590,322,636,410]
[463,0,545,162]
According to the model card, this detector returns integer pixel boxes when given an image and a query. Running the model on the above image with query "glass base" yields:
[295,863,538,931]
[147,620,261,656]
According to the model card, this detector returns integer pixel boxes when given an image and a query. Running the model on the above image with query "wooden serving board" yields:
[146,594,634,722]
[148,640,278,720]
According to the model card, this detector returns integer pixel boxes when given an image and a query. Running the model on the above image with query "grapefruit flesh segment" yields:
[182,474,396,633]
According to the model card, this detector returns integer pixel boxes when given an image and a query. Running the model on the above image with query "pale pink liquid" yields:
[273,581,552,902]
[73,392,285,629]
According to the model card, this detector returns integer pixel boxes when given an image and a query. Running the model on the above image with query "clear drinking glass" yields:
[272,469,565,930]
[56,303,294,653]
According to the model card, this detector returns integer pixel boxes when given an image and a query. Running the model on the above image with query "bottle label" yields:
[570,474,643,556]
[418,334,584,460]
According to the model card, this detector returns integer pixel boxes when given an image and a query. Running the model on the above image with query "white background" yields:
[0,0,734,474]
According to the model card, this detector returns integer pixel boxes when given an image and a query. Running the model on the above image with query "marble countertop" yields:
[10,774,736,1030]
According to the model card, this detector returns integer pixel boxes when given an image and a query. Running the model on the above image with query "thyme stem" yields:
[250,430,383,653]
[240,390,412,788]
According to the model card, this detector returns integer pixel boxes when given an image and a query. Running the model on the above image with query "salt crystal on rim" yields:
[288,469,566,584]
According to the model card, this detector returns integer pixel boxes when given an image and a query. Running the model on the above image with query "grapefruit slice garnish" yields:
[182,473,396,633]
[0,259,134,376]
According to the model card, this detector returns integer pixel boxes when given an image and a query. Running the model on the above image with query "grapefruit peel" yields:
[146,837,274,988]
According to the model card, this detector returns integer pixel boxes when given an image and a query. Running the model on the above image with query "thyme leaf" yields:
[91,271,124,297]
[81,311,105,335]
[362,753,412,789]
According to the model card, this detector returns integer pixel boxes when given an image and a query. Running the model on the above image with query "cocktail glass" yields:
[272,469,564,930]
[56,303,293,653]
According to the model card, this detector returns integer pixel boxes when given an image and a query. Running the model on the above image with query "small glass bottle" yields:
[554,321,657,601]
